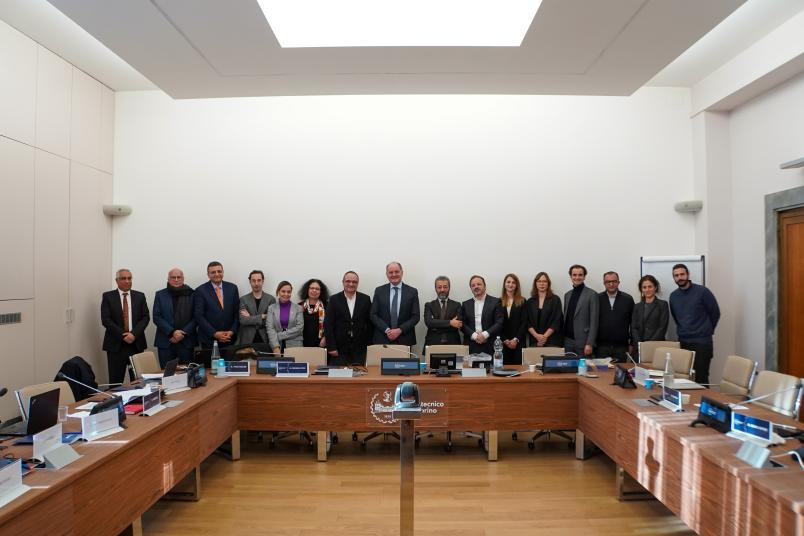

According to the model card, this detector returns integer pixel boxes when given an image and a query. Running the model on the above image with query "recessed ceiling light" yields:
[257,0,543,48]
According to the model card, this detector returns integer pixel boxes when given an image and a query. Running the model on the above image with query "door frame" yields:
[765,186,804,372]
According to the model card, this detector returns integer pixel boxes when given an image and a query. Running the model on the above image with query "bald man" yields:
[101,269,150,383]
[153,268,197,366]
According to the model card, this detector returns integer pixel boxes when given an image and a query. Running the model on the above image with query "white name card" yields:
[43,444,81,470]
[327,368,353,378]
[0,460,30,508]
[162,372,190,394]
[461,368,487,378]
[82,409,123,442]
[33,423,62,461]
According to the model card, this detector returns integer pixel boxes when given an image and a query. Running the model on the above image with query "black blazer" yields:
[423,298,463,346]
[370,283,420,346]
[101,289,150,352]
[501,301,527,343]
[193,281,240,346]
[524,295,563,347]
[597,291,635,346]
[460,296,504,354]
[631,298,669,347]
[324,291,373,360]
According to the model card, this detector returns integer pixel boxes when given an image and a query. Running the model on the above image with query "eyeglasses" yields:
[169,276,184,280]
[604,280,619,284]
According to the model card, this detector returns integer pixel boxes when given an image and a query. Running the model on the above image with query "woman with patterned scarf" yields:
[299,278,330,348]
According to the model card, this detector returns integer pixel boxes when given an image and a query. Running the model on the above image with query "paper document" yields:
[68,411,90,419]
[75,402,97,411]
[118,385,152,404]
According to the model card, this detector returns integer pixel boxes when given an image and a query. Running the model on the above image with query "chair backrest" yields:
[650,347,695,379]
[749,370,802,418]
[426,345,470,357]
[366,344,411,366]
[16,381,75,420]
[521,346,564,366]
[283,346,327,368]
[638,340,680,366]
[719,355,757,396]
[129,351,161,379]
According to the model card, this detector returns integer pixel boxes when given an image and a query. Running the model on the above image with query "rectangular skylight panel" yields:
[258,0,542,48]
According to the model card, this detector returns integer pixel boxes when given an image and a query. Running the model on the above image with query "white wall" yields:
[113,88,698,347]
[728,70,804,367]
[0,19,113,420]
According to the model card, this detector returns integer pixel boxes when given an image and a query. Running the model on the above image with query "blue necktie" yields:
[390,287,399,328]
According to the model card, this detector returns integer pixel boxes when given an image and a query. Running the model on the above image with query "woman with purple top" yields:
[266,280,304,354]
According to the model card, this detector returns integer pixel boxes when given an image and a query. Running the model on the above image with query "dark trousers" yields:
[503,346,522,365]
[106,343,138,384]
[595,343,629,363]
[328,341,367,366]
[680,341,713,384]
[564,337,588,357]
[157,346,194,367]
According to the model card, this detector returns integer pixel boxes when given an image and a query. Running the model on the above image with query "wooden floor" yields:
[143,432,695,535]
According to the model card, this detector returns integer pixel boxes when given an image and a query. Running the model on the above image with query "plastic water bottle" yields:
[577,358,587,376]
[217,356,226,378]
[211,340,221,375]
[493,337,503,369]
[663,352,674,388]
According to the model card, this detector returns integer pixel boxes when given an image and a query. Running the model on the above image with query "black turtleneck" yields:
[564,283,585,339]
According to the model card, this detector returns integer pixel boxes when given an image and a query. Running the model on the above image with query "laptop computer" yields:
[163,358,179,377]
[0,388,60,436]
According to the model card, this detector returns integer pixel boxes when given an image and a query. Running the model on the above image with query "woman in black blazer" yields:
[500,274,527,365]
[525,272,563,348]
[631,274,670,359]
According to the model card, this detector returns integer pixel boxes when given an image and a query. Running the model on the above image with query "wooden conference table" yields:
[0,366,801,536]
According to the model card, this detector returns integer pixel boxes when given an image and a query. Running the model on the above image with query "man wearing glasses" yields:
[595,271,634,363]
[153,268,197,366]
[324,271,373,366]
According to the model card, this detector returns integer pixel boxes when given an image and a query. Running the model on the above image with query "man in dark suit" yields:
[193,261,240,350]
[596,271,635,363]
[563,264,599,357]
[153,267,196,366]
[101,269,150,383]
[324,271,373,366]
[370,261,420,347]
[460,275,504,355]
[423,275,462,349]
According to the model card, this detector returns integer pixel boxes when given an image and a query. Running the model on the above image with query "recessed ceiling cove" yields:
[47,0,744,98]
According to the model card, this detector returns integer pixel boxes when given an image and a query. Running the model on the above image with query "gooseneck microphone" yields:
[382,344,420,361]
[57,372,115,399]
[732,384,801,409]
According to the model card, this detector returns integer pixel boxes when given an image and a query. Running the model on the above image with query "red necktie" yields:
[122,292,130,332]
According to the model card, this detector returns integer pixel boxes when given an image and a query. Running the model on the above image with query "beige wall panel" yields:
[34,149,71,382]
[0,137,35,300]
[0,20,36,145]
[0,300,35,421]
[69,69,102,170]
[35,46,72,158]
[68,162,112,382]
[100,85,115,173]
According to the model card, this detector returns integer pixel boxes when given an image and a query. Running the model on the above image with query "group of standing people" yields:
[100,261,720,384]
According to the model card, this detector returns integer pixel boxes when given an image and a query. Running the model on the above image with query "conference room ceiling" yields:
[45,0,745,98]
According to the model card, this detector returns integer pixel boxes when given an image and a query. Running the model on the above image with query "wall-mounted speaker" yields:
[674,200,703,213]
[103,204,132,217]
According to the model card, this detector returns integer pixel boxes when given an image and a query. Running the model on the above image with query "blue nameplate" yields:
[731,413,771,442]
[224,361,251,376]
[276,362,309,377]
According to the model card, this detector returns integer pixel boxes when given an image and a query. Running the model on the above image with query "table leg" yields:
[575,428,597,460]
[487,431,498,461]
[317,430,328,462]
[616,464,654,501]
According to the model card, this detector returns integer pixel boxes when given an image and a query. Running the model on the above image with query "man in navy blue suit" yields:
[370,261,420,347]
[194,261,240,350]
[152,267,196,366]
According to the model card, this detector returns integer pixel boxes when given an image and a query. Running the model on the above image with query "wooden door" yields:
[779,207,804,379]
